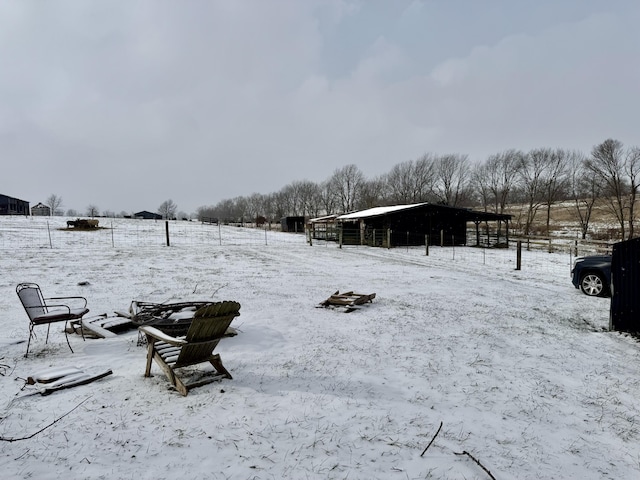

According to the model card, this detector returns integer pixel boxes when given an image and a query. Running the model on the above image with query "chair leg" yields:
[144,339,155,377]
[25,324,34,358]
[210,354,232,379]
[63,321,74,353]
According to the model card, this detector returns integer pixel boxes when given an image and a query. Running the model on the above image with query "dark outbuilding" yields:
[281,216,306,233]
[333,203,511,248]
[0,194,30,216]
[134,211,163,220]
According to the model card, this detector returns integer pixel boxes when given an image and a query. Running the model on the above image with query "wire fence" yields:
[0,216,597,280]
[307,235,576,279]
[0,216,303,250]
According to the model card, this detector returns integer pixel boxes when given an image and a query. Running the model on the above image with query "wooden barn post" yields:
[165,221,170,247]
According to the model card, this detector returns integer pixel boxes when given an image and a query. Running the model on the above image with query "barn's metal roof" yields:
[336,203,428,220]
[336,203,511,222]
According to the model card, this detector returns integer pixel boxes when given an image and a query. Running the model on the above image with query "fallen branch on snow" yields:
[420,421,443,457]
[0,397,92,442]
[454,450,496,480]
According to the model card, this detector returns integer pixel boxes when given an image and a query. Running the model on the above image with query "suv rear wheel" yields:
[580,272,607,297]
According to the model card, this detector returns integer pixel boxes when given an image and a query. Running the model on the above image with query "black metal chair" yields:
[16,282,89,357]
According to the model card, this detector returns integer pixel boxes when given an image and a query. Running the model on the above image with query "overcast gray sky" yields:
[2,0,639,215]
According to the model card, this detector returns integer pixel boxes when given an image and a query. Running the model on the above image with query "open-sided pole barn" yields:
[330,203,511,248]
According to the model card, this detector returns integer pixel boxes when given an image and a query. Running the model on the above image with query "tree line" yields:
[196,138,640,241]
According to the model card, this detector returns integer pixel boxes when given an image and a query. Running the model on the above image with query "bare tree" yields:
[540,149,570,235]
[626,146,640,239]
[568,150,601,239]
[518,149,549,235]
[277,184,299,217]
[233,196,249,224]
[244,193,265,224]
[385,154,437,204]
[261,193,276,225]
[586,139,639,239]
[328,164,365,213]
[86,205,100,217]
[359,175,387,209]
[158,199,178,220]
[433,154,471,207]
[471,162,492,213]
[66,208,78,217]
[270,190,290,221]
[486,150,523,215]
[295,180,322,218]
[318,180,337,215]
[46,194,63,216]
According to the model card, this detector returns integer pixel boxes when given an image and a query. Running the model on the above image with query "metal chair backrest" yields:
[16,283,47,321]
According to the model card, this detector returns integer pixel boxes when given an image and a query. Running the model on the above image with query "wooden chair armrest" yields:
[139,326,188,346]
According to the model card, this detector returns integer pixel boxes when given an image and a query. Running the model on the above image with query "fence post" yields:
[425,235,429,256]
[165,221,170,247]
[339,228,343,249]
[440,229,444,247]
[516,240,522,270]
[47,221,52,249]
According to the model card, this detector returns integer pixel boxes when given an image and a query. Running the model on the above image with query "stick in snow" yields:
[420,421,443,457]
[454,450,497,480]
[0,397,92,442]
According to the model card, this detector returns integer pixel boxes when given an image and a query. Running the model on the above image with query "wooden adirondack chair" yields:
[16,282,89,357]
[139,301,241,396]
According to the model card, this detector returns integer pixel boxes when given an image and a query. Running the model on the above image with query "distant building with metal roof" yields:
[311,203,511,248]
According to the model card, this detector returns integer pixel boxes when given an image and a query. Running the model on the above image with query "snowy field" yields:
[0,216,637,480]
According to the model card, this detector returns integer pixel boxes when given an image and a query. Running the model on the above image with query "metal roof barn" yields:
[332,203,511,248]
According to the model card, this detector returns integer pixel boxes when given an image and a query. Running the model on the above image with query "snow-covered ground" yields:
[0,216,636,480]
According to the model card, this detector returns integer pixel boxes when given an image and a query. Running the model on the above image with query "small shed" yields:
[335,203,511,247]
[0,194,30,216]
[134,211,163,220]
[31,202,51,216]
[280,216,306,233]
